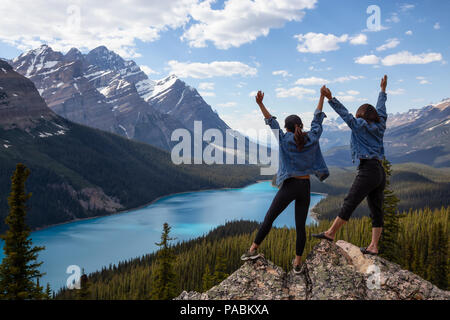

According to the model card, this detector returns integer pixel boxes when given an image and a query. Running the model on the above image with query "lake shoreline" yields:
[32,180,327,232]
[32,179,271,232]
[308,192,328,223]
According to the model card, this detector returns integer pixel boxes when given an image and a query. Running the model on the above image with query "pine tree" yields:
[201,264,214,291]
[379,158,401,263]
[77,270,91,300]
[428,223,448,289]
[150,223,178,300]
[212,250,229,284]
[0,163,45,299]
[45,283,52,300]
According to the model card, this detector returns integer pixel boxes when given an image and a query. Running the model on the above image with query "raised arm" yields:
[256,91,272,119]
[308,87,327,142]
[321,86,359,131]
[255,90,283,137]
[376,75,388,125]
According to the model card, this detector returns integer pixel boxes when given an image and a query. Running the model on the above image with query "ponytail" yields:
[294,126,308,151]
[284,114,308,152]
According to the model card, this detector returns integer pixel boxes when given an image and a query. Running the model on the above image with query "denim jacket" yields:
[265,109,329,186]
[328,92,387,163]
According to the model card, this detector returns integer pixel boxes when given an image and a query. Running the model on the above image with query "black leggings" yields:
[339,159,386,227]
[254,178,310,256]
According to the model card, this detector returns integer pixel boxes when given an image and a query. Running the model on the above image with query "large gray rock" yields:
[176,240,450,300]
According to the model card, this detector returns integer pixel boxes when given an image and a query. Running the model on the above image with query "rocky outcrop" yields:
[176,240,449,300]
[0,59,56,129]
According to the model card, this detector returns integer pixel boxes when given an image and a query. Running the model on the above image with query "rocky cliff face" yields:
[0,59,56,130]
[176,240,449,300]
[11,45,231,151]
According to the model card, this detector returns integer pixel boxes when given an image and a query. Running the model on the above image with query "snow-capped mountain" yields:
[11,45,230,151]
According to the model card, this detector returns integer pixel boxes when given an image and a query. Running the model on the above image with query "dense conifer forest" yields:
[55,207,449,299]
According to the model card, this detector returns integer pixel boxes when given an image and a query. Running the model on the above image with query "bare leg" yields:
[249,242,259,252]
[366,227,382,253]
[294,255,302,266]
[325,216,347,239]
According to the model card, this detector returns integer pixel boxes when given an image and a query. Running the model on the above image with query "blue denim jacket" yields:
[265,109,329,186]
[328,92,387,163]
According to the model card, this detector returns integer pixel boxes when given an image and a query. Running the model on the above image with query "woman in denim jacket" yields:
[241,89,329,273]
[313,76,388,256]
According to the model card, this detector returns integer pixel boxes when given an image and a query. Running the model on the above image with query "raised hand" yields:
[255,90,264,105]
[380,75,387,92]
[321,85,332,100]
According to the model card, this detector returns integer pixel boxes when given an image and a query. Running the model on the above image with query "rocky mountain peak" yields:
[176,240,449,300]
[0,60,56,129]
[85,45,126,71]
[64,47,84,61]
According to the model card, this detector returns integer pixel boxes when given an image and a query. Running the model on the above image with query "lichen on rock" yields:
[175,240,450,300]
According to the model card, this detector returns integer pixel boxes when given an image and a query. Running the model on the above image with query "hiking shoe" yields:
[240,249,261,261]
[311,232,333,242]
[292,259,302,274]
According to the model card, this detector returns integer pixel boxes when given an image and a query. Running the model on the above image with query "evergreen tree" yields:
[77,270,91,300]
[212,250,229,284]
[379,158,401,263]
[428,223,448,289]
[201,264,214,291]
[150,223,178,300]
[0,163,45,299]
[45,283,52,300]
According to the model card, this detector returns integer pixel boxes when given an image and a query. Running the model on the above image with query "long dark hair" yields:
[284,115,308,151]
[356,104,380,123]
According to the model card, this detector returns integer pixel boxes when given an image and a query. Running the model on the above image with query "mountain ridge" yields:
[11,45,230,151]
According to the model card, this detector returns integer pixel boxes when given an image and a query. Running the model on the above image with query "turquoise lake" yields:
[0,181,324,291]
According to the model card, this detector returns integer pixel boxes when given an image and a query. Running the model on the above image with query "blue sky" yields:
[0,0,448,133]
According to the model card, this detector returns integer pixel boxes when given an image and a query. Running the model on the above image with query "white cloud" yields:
[275,87,315,99]
[198,82,215,90]
[0,0,197,58]
[376,38,400,51]
[355,51,443,66]
[272,70,291,77]
[381,51,443,66]
[349,34,368,45]
[199,91,216,97]
[387,88,405,95]
[182,0,317,49]
[295,77,329,86]
[386,13,400,23]
[400,4,415,12]
[294,32,349,53]
[335,95,367,103]
[347,90,360,95]
[167,60,257,79]
[333,75,365,83]
[416,76,430,84]
[434,22,441,30]
[294,75,363,86]
[249,90,258,97]
[355,55,381,64]
[140,65,159,76]
[217,102,237,108]
[405,30,413,35]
